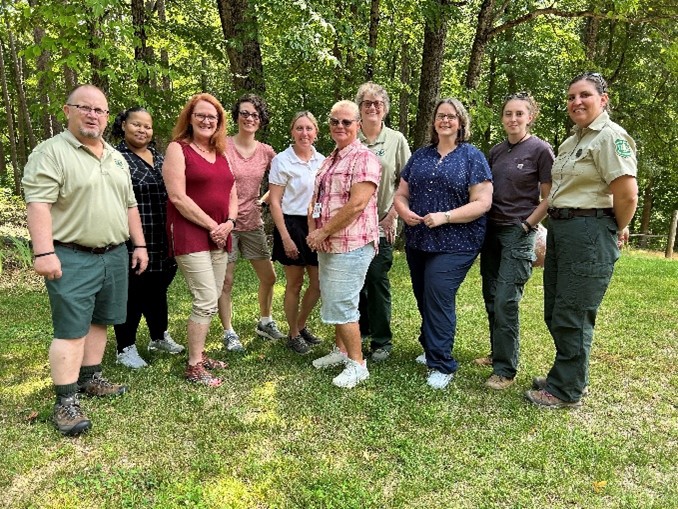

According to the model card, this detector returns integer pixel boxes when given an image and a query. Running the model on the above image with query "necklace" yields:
[506,133,528,152]
[192,142,212,154]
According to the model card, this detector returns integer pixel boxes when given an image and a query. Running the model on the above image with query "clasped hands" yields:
[210,221,233,248]
[402,210,447,229]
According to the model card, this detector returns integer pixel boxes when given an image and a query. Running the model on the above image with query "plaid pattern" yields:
[312,140,380,253]
[116,142,176,273]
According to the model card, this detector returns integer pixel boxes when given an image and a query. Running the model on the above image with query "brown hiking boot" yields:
[78,372,127,397]
[532,376,589,397]
[185,362,223,387]
[53,395,92,436]
[485,374,515,390]
[474,355,493,366]
[525,389,582,409]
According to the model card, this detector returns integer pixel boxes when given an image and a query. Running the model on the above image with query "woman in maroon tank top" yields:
[163,93,238,387]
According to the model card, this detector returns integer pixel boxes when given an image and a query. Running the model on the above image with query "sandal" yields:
[202,352,228,370]
[185,362,222,387]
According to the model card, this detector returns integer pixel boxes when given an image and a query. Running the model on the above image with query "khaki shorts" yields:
[228,226,271,263]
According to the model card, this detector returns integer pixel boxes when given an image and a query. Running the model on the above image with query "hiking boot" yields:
[532,376,589,397]
[148,331,185,354]
[312,346,348,369]
[474,355,493,366]
[116,345,148,369]
[371,348,391,362]
[299,327,322,345]
[223,330,245,352]
[255,320,286,341]
[332,359,369,388]
[427,370,454,390]
[525,389,583,409]
[415,353,427,365]
[201,352,227,370]
[78,372,127,397]
[287,334,311,355]
[53,395,92,436]
[485,374,515,390]
[185,363,222,387]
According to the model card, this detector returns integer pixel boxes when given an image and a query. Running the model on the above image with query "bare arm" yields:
[306,181,377,251]
[163,142,219,231]
[610,175,638,245]
[424,180,493,228]
[127,206,148,274]
[393,179,424,227]
[524,182,552,230]
[27,202,61,280]
[269,183,299,258]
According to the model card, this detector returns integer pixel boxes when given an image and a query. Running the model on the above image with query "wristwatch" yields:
[444,211,452,223]
[227,218,237,227]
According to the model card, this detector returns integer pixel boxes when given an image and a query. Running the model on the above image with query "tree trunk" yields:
[398,41,411,139]
[465,0,498,90]
[28,0,57,139]
[156,0,171,91]
[216,0,266,95]
[365,0,380,80]
[583,16,600,60]
[639,176,653,248]
[88,18,109,95]
[131,0,152,94]
[0,39,22,195]
[62,48,77,93]
[413,0,450,148]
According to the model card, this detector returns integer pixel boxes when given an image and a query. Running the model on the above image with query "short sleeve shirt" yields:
[401,143,492,253]
[549,111,637,209]
[312,139,381,253]
[269,145,325,216]
[22,130,137,247]
[225,138,276,231]
[488,136,554,225]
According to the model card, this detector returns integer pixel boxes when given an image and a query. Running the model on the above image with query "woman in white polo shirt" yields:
[268,112,326,355]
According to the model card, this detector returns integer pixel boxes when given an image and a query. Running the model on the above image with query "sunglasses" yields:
[329,117,357,127]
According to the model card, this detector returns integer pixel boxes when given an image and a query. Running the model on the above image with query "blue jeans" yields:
[406,248,478,374]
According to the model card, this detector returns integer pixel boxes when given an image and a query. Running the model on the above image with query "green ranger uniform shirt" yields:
[22,130,137,247]
[359,124,411,236]
[549,111,637,209]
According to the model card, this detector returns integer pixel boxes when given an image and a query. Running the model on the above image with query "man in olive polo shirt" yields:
[22,84,148,436]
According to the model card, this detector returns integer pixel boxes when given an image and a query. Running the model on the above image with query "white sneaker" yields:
[117,345,148,369]
[223,330,245,352]
[415,353,427,365]
[332,359,369,388]
[427,369,454,390]
[148,331,185,354]
[312,346,347,369]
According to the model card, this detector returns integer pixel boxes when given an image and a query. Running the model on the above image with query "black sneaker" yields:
[287,334,311,355]
[299,327,321,346]
[78,372,127,397]
[53,395,92,436]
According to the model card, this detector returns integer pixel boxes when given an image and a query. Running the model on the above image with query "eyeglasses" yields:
[239,110,260,121]
[435,113,458,122]
[360,100,384,110]
[329,117,357,127]
[67,104,109,117]
[193,113,218,123]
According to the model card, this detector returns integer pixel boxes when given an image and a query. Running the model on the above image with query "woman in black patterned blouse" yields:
[111,107,184,368]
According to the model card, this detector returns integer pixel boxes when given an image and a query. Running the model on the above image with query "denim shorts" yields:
[318,243,375,324]
[46,243,128,339]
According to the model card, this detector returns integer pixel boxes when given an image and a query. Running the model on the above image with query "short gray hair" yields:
[355,82,390,115]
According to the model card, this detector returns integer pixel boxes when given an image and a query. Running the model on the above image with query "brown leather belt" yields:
[547,208,614,220]
[54,240,124,254]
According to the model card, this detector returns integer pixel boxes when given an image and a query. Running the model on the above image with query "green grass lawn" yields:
[1,250,676,508]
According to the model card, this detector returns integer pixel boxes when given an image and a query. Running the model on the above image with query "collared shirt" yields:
[402,143,492,253]
[549,111,637,209]
[116,141,176,272]
[23,130,136,247]
[312,139,381,253]
[488,136,554,225]
[225,137,275,231]
[269,145,325,215]
[359,125,411,235]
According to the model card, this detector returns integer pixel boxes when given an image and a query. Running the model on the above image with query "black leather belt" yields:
[54,240,124,254]
[548,208,614,220]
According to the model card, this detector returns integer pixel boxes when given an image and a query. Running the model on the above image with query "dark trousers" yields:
[480,223,536,378]
[406,247,478,374]
[359,237,394,351]
[114,267,177,352]
[543,216,619,402]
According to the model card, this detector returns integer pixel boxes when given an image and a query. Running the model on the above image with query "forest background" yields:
[1,0,677,246]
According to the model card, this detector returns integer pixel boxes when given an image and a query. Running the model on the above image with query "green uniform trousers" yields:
[543,215,619,402]
[359,237,394,351]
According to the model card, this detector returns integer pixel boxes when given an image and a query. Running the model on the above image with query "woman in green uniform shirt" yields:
[525,72,638,408]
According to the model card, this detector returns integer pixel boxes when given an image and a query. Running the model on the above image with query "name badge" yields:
[312,202,322,219]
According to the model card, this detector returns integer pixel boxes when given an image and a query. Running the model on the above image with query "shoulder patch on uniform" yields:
[115,158,125,168]
[615,139,632,158]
